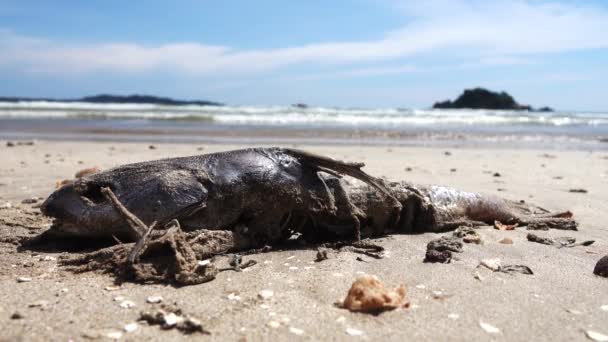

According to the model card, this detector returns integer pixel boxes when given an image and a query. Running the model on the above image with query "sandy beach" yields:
[1,140,607,341]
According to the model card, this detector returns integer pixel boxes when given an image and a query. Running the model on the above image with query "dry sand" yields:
[1,141,607,341]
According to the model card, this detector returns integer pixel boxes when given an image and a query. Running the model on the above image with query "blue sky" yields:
[1,0,608,110]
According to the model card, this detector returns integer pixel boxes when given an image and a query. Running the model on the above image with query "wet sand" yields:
[1,140,607,341]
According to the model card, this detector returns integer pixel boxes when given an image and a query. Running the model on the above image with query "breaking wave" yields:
[0,101,606,128]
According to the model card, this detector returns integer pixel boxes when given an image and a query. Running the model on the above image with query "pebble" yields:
[258,290,274,300]
[10,312,24,319]
[40,256,56,261]
[197,260,210,266]
[119,300,136,309]
[585,330,608,342]
[17,277,32,283]
[124,322,138,333]
[21,197,38,204]
[566,308,582,315]
[113,296,125,301]
[448,313,460,320]
[479,258,501,271]
[107,331,123,340]
[163,312,182,327]
[146,296,163,304]
[346,328,363,336]
[479,320,500,334]
[415,284,426,289]
[28,300,49,308]
[267,321,280,328]
[289,266,299,270]
[289,327,304,336]
[335,316,346,323]
[260,304,270,309]
[498,238,513,244]
[601,305,608,311]
[227,293,241,301]
[105,285,121,291]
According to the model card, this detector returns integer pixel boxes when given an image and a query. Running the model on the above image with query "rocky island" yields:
[0,94,222,106]
[433,88,553,111]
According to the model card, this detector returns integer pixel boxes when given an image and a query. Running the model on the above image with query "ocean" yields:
[1,101,607,150]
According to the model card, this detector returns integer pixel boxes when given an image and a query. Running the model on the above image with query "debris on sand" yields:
[10,312,24,319]
[21,197,38,204]
[479,259,502,271]
[345,327,364,336]
[424,250,452,263]
[479,320,500,334]
[594,255,608,277]
[337,275,409,313]
[498,238,513,244]
[74,166,101,179]
[316,248,329,262]
[500,265,533,275]
[494,221,517,230]
[146,296,163,304]
[17,276,32,283]
[424,236,463,263]
[453,226,482,244]
[585,330,608,342]
[527,233,594,248]
[479,259,533,275]
[258,290,274,300]
[569,188,588,193]
[139,304,209,334]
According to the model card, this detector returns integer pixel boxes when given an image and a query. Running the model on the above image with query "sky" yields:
[1,0,607,110]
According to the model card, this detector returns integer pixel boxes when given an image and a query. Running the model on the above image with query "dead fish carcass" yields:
[40,147,577,253]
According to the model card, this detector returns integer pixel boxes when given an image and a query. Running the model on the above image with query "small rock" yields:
[479,320,500,334]
[124,322,138,333]
[1,202,12,209]
[21,197,38,204]
[267,321,280,328]
[335,316,346,323]
[566,308,582,315]
[585,330,608,342]
[493,172,501,177]
[6,141,15,147]
[227,293,241,301]
[17,277,32,283]
[289,327,304,336]
[479,258,501,271]
[444,151,452,156]
[405,167,413,172]
[107,331,123,340]
[498,238,513,244]
[105,285,121,291]
[258,290,274,300]
[148,145,157,150]
[163,312,182,327]
[147,296,163,304]
[40,256,57,261]
[601,305,608,311]
[346,327,363,336]
[10,312,24,319]
[113,296,125,301]
[197,259,210,266]
[119,300,136,309]
[448,313,460,320]
[594,255,608,277]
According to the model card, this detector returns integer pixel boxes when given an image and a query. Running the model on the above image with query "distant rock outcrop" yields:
[433,88,552,111]
[0,94,222,106]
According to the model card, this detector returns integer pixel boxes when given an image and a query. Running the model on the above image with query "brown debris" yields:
[139,304,210,334]
[494,221,517,230]
[75,166,101,179]
[568,188,588,193]
[338,275,409,313]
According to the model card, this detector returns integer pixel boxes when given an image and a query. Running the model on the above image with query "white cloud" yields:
[1,0,607,76]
